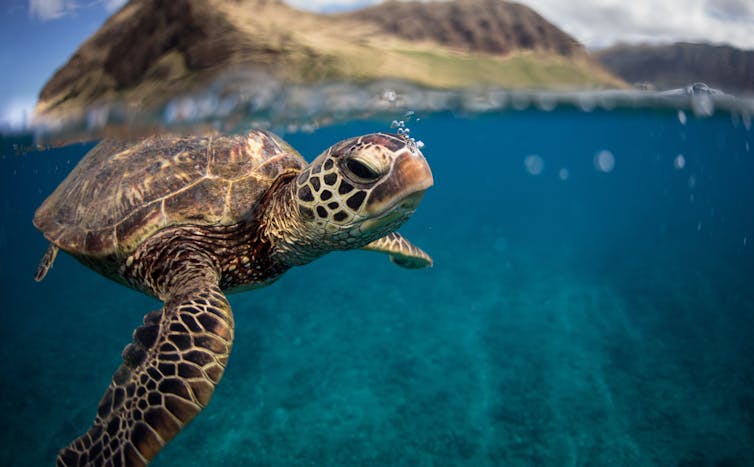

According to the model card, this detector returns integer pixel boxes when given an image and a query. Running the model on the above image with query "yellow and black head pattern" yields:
[294,133,433,247]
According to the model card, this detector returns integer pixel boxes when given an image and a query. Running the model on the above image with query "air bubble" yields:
[382,89,398,103]
[594,150,615,173]
[677,110,687,125]
[524,155,544,175]
[389,111,423,151]
[674,154,686,170]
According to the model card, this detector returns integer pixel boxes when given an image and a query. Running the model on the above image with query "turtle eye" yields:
[345,158,380,183]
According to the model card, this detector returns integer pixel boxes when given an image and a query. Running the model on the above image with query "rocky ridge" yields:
[596,42,754,95]
[36,0,624,121]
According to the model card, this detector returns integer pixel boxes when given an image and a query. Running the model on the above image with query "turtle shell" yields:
[34,130,306,257]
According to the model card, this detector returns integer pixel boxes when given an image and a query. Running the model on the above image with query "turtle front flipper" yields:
[361,232,433,269]
[57,267,234,466]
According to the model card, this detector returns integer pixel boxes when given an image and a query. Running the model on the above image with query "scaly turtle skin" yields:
[33,130,433,466]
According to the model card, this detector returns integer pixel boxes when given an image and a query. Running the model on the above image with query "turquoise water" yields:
[1,107,753,465]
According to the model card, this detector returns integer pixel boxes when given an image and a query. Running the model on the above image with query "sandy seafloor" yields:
[1,108,753,466]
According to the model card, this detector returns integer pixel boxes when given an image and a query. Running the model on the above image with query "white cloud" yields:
[102,0,127,12]
[519,0,754,49]
[28,0,126,21]
[29,0,75,20]
[707,0,754,20]
[281,0,754,50]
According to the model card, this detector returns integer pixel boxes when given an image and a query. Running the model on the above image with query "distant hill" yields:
[35,0,624,121]
[595,42,754,95]
[345,0,582,56]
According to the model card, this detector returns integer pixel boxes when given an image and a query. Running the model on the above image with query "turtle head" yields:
[292,132,433,250]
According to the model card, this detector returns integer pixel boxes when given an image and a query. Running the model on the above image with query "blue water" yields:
[1,107,753,466]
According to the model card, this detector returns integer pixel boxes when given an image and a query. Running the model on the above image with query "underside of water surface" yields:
[1,96,753,466]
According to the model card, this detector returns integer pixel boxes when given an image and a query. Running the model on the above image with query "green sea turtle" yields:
[33,130,433,466]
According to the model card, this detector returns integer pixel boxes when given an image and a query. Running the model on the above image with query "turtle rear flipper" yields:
[35,243,59,282]
[362,232,433,269]
[57,261,234,466]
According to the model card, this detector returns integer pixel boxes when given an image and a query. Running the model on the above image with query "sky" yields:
[1,0,753,129]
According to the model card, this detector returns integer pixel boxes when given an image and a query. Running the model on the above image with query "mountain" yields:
[595,42,754,95]
[344,0,582,56]
[35,0,625,121]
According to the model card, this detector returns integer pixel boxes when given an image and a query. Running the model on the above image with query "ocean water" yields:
[1,105,753,466]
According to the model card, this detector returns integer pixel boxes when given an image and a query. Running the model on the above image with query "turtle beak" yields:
[365,147,433,216]
[396,149,434,198]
